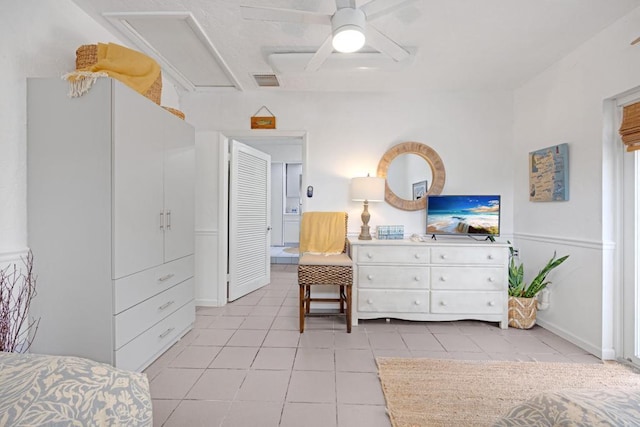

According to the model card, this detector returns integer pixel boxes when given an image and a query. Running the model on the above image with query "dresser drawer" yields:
[359,266,429,289]
[114,278,194,349]
[115,300,195,372]
[114,255,194,314]
[358,290,429,313]
[357,246,430,264]
[431,267,505,291]
[430,247,507,265]
[430,291,503,314]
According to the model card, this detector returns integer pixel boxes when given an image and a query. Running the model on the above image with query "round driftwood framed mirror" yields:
[377,141,446,211]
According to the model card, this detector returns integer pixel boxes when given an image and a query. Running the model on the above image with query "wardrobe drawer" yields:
[358,290,429,313]
[115,300,195,372]
[431,247,507,265]
[357,246,430,264]
[358,266,429,289]
[114,255,193,314]
[114,278,194,349]
[431,267,505,291]
[430,291,503,314]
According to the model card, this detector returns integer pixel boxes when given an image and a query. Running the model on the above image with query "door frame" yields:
[216,130,308,305]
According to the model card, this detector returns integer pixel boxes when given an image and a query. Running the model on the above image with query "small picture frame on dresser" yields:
[412,180,428,200]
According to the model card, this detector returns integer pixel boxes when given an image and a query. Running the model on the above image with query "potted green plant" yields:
[507,242,569,329]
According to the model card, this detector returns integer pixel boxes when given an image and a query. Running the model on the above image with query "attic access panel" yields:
[105,12,241,91]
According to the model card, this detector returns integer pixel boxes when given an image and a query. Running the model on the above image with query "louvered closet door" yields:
[228,140,271,301]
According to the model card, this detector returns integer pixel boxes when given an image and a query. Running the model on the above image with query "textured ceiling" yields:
[71,0,640,92]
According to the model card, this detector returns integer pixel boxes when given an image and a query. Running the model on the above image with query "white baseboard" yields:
[536,318,613,360]
[195,298,222,307]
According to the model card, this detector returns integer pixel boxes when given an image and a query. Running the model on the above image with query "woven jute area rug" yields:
[376,357,640,427]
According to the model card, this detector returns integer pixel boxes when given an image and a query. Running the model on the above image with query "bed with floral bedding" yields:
[0,352,152,426]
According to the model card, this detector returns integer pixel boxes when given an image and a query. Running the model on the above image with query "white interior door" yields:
[228,140,271,301]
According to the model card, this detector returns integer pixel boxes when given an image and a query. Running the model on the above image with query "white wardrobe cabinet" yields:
[28,78,195,371]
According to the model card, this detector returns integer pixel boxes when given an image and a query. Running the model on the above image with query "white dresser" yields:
[28,78,195,371]
[349,238,509,329]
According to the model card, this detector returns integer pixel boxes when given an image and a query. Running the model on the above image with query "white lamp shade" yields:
[351,176,385,202]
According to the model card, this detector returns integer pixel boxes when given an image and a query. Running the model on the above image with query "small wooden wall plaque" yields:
[251,106,276,129]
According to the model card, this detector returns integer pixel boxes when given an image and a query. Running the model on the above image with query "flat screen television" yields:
[426,195,500,236]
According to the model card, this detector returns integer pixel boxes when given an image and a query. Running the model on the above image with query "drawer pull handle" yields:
[414,253,421,259]
[367,299,373,304]
[367,253,373,259]
[488,301,495,306]
[367,275,374,281]
[439,301,447,306]
[440,276,447,282]
[158,300,175,311]
[414,276,420,281]
[414,300,421,305]
[488,277,494,282]
[159,327,175,339]
[158,273,175,282]
[487,254,494,259]
[440,254,447,260]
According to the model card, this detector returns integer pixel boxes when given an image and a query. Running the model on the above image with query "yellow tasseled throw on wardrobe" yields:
[299,212,346,255]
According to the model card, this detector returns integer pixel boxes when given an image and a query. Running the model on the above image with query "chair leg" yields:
[339,285,345,313]
[305,286,311,314]
[346,286,352,333]
[299,284,305,333]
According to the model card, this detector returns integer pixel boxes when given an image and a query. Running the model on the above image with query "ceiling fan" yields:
[240,0,416,71]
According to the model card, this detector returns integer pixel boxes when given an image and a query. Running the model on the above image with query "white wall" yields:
[0,0,180,269]
[183,90,515,239]
[513,7,640,358]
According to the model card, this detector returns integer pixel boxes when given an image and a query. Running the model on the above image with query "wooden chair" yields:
[298,212,353,333]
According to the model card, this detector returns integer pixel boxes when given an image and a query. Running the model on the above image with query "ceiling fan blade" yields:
[365,26,410,61]
[336,0,357,9]
[240,6,331,26]
[305,35,334,72]
[360,0,417,20]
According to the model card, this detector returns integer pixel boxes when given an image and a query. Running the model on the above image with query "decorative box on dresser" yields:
[27,78,195,371]
[349,238,509,329]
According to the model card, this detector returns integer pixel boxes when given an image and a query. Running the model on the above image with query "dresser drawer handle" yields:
[440,254,447,260]
[439,301,447,306]
[158,327,175,339]
[158,300,175,311]
[414,253,421,259]
[488,301,495,307]
[158,273,175,282]
[487,254,494,260]
[439,276,447,282]
[414,276,421,281]
[487,277,494,282]
[367,274,374,281]
[366,253,373,259]
[414,300,421,305]
[367,299,373,304]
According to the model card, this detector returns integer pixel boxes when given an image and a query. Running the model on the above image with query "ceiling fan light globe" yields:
[333,26,365,53]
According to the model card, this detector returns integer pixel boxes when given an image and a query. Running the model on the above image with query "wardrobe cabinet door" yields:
[162,115,195,263]
[112,86,165,279]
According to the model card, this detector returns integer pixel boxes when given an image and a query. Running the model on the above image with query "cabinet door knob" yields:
[414,300,421,305]
[367,299,373,304]
[439,301,447,306]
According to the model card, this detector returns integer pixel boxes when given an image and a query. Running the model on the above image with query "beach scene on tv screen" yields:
[427,195,500,235]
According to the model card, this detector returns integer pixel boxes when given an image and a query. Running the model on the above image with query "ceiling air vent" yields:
[253,74,280,87]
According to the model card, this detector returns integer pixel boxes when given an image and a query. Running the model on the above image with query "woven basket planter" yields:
[75,44,162,105]
[508,296,537,329]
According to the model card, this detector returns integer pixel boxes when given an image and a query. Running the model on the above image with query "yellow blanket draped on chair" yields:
[299,212,346,255]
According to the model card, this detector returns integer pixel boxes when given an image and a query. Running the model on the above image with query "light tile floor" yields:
[146,265,600,427]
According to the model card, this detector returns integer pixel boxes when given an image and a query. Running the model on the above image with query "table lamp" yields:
[351,175,385,240]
